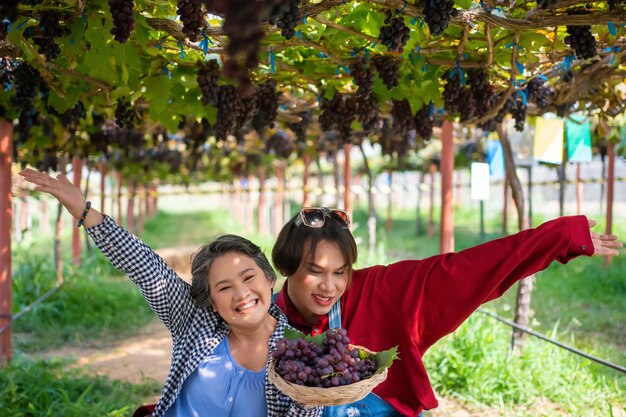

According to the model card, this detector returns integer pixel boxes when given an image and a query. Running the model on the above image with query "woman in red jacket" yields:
[271,207,622,417]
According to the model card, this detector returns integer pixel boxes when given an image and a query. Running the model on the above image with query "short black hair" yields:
[272,212,358,277]
[190,234,276,309]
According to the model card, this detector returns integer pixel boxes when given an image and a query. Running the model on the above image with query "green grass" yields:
[423,314,625,416]
[0,356,160,417]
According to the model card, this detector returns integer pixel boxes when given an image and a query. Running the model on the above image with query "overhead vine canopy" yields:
[0,0,625,179]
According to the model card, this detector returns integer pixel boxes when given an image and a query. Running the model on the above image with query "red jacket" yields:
[276,216,594,416]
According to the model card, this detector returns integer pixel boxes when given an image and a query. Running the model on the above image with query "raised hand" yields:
[587,219,623,256]
[19,168,104,227]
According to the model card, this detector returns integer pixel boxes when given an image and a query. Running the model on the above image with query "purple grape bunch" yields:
[273,328,378,388]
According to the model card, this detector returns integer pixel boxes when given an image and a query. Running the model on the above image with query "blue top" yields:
[163,337,267,417]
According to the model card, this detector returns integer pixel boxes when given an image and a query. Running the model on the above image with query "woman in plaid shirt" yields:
[20,168,320,417]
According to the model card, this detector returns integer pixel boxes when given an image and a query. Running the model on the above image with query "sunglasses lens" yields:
[302,209,325,227]
[329,210,350,227]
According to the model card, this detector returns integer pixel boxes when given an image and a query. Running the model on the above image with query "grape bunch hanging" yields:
[265,132,294,159]
[378,10,410,52]
[273,0,301,40]
[422,0,458,36]
[391,99,414,138]
[287,110,313,144]
[442,70,464,115]
[31,11,68,61]
[414,106,433,142]
[252,79,281,132]
[273,329,378,388]
[11,62,43,113]
[564,25,597,60]
[109,0,135,43]
[177,0,204,42]
[319,92,357,144]
[371,56,400,89]
[349,56,375,98]
[525,77,554,108]
[467,69,495,120]
[214,84,246,141]
[115,99,137,128]
[197,60,221,106]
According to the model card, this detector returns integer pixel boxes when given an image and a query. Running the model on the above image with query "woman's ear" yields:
[209,299,217,313]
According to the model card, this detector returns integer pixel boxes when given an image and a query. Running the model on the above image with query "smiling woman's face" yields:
[208,252,273,330]
[287,239,350,324]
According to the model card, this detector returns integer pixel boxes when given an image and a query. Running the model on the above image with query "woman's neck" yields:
[227,313,277,371]
[228,313,277,345]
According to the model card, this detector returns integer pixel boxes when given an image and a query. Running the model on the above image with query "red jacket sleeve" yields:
[365,215,594,352]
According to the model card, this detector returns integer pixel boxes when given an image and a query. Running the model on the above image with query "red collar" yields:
[275,281,328,336]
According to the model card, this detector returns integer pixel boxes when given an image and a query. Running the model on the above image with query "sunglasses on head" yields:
[294,207,351,229]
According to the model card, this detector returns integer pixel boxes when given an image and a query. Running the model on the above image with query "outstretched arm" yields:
[18,168,196,335]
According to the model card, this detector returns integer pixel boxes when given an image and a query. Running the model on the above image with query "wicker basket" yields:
[267,348,389,406]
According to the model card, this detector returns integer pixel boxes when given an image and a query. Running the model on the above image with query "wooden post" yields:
[71,156,83,265]
[502,173,509,235]
[137,184,145,236]
[0,120,13,363]
[99,159,106,213]
[440,120,454,253]
[40,199,49,234]
[428,163,436,239]
[246,175,254,232]
[386,170,393,232]
[302,153,311,207]
[116,172,123,224]
[343,144,352,215]
[274,162,285,237]
[527,165,533,227]
[127,181,136,234]
[605,141,615,267]
[456,169,463,210]
[258,167,267,235]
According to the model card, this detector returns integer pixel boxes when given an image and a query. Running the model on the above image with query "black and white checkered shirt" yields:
[87,216,320,417]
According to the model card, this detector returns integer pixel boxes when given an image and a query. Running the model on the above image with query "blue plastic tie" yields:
[410,17,417,25]
[450,59,466,85]
[608,23,617,36]
[2,19,13,33]
[409,52,416,65]
[177,41,185,59]
[604,46,621,65]
[295,30,303,39]
[515,60,524,74]
[318,52,328,58]
[16,18,29,30]
[562,55,574,73]
[269,47,275,73]
[302,17,307,24]
[371,42,378,48]
[161,65,172,79]
[428,101,433,117]
[69,38,75,46]
[397,1,407,13]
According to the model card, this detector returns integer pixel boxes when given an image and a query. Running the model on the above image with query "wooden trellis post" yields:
[440,120,454,253]
[0,120,13,364]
